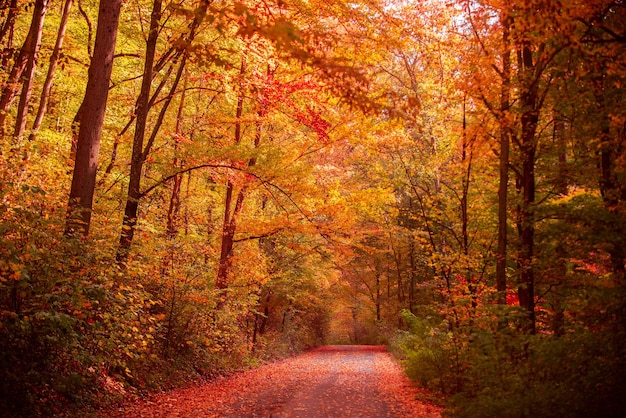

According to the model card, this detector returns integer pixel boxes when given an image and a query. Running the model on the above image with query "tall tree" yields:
[117,0,164,262]
[215,56,248,294]
[496,11,511,306]
[0,0,49,137]
[65,0,123,235]
[12,0,49,141]
[515,37,541,333]
[29,0,74,142]
[0,0,19,51]
[116,0,209,262]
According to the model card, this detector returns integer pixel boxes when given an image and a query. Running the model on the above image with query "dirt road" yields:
[107,345,441,417]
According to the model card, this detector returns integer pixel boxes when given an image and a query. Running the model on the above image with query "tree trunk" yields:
[117,0,207,262]
[375,269,381,322]
[252,289,271,347]
[166,75,187,239]
[216,184,244,290]
[388,232,404,304]
[459,95,477,308]
[117,0,162,263]
[0,0,48,137]
[517,127,536,333]
[408,238,416,314]
[216,57,247,293]
[77,0,93,57]
[65,0,123,236]
[496,13,511,305]
[215,64,267,300]
[516,44,539,334]
[552,112,567,336]
[29,0,74,142]
[593,76,626,281]
[0,0,19,51]
[13,0,49,142]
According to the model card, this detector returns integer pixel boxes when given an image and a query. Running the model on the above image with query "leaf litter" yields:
[105,345,442,417]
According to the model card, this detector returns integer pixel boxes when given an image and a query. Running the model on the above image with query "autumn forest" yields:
[1,0,625,416]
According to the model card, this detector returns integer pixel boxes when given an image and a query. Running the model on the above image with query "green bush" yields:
[393,308,626,418]
[391,310,461,395]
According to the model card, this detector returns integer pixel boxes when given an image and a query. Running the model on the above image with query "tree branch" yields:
[233,228,285,243]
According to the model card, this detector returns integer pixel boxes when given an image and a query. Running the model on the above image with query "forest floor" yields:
[103,345,442,417]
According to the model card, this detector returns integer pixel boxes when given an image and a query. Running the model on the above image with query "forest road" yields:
[106,345,441,418]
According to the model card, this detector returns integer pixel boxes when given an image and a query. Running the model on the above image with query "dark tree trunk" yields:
[166,153,183,238]
[65,0,123,236]
[216,183,244,290]
[77,0,93,57]
[117,0,163,263]
[408,238,416,314]
[252,289,271,347]
[13,0,49,142]
[0,0,19,51]
[389,232,404,304]
[496,13,511,305]
[516,44,539,334]
[0,0,48,137]
[552,112,567,336]
[461,96,477,311]
[215,57,269,301]
[216,57,247,293]
[117,0,207,263]
[375,269,381,322]
[517,129,536,332]
[594,77,626,281]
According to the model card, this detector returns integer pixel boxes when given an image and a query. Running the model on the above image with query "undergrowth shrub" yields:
[392,306,626,418]
[0,176,335,416]
[0,183,139,415]
[0,182,243,416]
[392,310,459,395]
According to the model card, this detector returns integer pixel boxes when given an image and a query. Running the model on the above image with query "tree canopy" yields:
[1,0,625,416]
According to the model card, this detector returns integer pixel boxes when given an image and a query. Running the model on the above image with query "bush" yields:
[391,310,461,395]
[392,309,626,418]
[0,180,335,416]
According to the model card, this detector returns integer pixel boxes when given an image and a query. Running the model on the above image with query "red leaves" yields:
[244,172,257,183]
[300,105,332,143]
[506,291,520,306]
[256,73,331,142]
[106,345,442,418]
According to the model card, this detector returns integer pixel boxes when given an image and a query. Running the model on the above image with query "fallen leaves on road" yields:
[104,345,442,417]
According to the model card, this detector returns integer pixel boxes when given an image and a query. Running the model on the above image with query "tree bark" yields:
[29,0,74,142]
[408,238,416,314]
[388,231,405,304]
[116,0,208,262]
[0,0,48,137]
[166,75,187,239]
[375,269,381,322]
[13,0,49,142]
[216,57,247,292]
[516,44,539,334]
[593,75,626,281]
[215,58,270,301]
[0,0,19,50]
[65,0,123,236]
[552,111,567,336]
[461,96,476,311]
[496,13,511,305]
[117,0,163,263]
[77,0,93,57]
